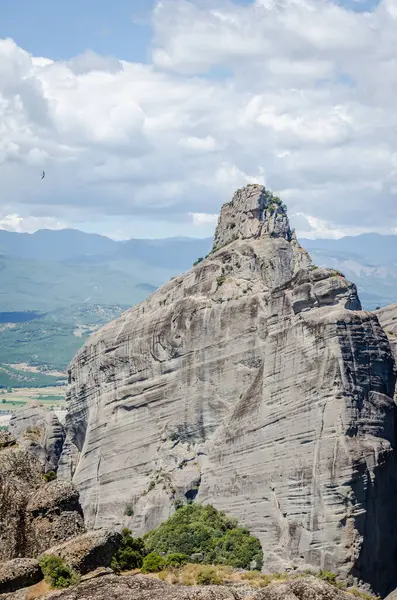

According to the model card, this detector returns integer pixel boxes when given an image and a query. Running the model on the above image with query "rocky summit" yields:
[59,184,397,596]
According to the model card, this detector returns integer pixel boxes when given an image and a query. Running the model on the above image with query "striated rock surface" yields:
[9,405,65,473]
[61,185,397,595]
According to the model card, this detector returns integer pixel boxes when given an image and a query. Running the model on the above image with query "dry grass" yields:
[149,565,378,598]
[26,579,52,600]
[150,564,287,588]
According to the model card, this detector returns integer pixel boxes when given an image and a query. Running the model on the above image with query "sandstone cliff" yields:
[60,185,397,595]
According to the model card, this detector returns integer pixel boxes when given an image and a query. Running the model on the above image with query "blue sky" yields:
[1,0,380,62]
[0,0,155,62]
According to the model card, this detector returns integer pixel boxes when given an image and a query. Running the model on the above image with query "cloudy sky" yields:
[1,0,396,240]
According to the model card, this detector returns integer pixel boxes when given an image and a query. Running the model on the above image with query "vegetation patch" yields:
[42,471,57,483]
[144,504,263,570]
[196,566,222,586]
[111,528,145,572]
[39,555,79,589]
[141,552,167,573]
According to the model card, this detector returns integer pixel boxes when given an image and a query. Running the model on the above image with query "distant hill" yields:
[0,231,212,376]
[0,227,396,378]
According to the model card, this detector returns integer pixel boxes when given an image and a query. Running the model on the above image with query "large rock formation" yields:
[60,185,397,595]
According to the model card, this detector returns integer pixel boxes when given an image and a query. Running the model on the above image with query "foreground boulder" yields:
[26,480,85,555]
[0,440,84,561]
[60,185,397,595]
[0,558,42,594]
[40,530,121,575]
[9,405,65,473]
[0,441,42,561]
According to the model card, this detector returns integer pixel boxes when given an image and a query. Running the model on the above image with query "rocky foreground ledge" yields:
[0,574,377,600]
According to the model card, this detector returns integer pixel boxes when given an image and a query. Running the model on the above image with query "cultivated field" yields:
[0,385,66,412]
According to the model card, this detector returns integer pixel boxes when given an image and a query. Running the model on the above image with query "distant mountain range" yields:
[0,229,213,312]
[1,228,397,312]
[0,227,396,380]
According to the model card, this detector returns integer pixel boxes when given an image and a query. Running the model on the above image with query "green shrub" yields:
[212,527,263,570]
[39,555,79,589]
[318,570,337,585]
[141,552,166,573]
[216,276,226,287]
[144,504,263,570]
[193,257,204,266]
[166,553,189,567]
[111,528,145,572]
[124,502,134,517]
[196,567,222,586]
[42,471,57,483]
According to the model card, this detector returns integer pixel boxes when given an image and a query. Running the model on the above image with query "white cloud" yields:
[1,0,397,238]
[0,213,66,233]
[189,212,219,226]
[179,135,220,151]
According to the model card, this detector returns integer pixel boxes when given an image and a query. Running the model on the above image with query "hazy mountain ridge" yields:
[1,228,396,311]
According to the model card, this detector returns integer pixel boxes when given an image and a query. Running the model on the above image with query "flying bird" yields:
[41,171,45,179]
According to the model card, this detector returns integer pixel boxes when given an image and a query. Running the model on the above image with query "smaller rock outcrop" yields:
[0,558,43,594]
[212,184,292,250]
[0,438,42,561]
[9,405,65,473]
[0,438,84,561]
[40,530,121,575]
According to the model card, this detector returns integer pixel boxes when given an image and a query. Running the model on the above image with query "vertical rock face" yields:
[61,185,397,596]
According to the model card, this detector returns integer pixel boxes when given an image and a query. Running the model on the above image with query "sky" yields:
[0,0,396,240]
